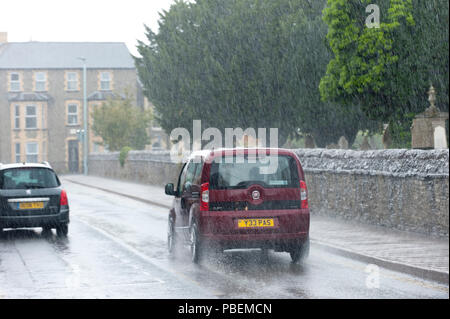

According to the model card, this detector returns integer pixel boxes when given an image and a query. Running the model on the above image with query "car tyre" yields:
[42,226,53,237]
[290,237,310,264]
[190,222,202,264]
[56,224,69,237]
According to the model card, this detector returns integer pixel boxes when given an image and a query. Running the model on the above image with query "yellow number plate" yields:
[19,202,44,210]
[237,218,274,228]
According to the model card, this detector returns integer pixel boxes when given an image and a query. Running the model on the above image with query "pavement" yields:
[62,174,449,285]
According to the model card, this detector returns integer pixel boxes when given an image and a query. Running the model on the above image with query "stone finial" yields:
[424,85,439,117]
[428,85,437,109]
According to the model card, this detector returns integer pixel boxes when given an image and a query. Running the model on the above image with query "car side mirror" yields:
[165,183,176,196]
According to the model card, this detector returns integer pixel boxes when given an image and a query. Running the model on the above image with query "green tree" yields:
[135,0,379,148]
[320,0,449,147]
[279,0,380,146]
[91,94,152,151]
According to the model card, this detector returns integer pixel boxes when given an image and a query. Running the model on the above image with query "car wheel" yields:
[56,224,69,237]
[42,226,53,237]
[42,226,52,232]
[290,237,310,264]
[167,215,177,255]
[190,222,202,263]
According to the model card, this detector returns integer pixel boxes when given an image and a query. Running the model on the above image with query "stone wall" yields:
[88,150,181,186]
[88,149,449,237]
[294,149,449,237]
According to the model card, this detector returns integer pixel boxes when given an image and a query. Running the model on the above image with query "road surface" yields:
[0,180,448,298]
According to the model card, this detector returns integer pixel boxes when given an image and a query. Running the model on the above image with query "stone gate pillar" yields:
[411,85,449,149]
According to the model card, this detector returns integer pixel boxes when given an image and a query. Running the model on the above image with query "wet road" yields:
[0,180,448,298]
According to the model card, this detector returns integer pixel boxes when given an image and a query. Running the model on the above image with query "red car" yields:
[165,148,310,263]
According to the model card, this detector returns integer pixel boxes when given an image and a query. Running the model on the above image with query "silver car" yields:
[0,162,69,237]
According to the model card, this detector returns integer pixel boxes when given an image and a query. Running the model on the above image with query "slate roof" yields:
[8,92,52,102]
[87,91,126,101]
[0,42,135,69]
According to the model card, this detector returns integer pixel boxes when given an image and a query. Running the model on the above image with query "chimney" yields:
[0,32,7,44]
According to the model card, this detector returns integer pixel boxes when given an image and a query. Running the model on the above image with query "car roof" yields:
[188,147,297,162]
[0,162,52,171]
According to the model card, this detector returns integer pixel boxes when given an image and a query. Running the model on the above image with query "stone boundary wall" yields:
[88,150,180,186]
[88,149,449,237]
[294,149,448,237]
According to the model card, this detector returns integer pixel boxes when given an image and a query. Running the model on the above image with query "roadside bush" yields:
[119,146,132,168]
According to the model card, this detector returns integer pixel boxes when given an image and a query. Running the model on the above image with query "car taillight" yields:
[300,180,308,209]
[60,190,68,206]
[200,182,209,211]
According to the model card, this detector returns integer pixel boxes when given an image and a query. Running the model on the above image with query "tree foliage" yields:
[320,0,449,146]
[119,146,133,167]
[91,94,152,151]
[135,0,379,148]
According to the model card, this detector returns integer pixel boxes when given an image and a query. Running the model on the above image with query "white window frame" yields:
[100,72,111,90]
[67,103,79,125]
[35,72,46,91]
[25,105,37,129]
[26,142,39,163]
[14,104,20,129]
[10,72,21,92]
[67,72,78,91]
[15,143,21,163]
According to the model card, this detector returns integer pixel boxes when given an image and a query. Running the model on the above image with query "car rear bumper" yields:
[202,232,309,250]
[199,209,309,250]
[0,209,69,228]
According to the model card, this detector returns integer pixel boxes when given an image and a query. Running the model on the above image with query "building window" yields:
[100,72,111,90]
[67,103,78,125]
[15,143,21,163]
[25,105,37,129]
[67,72,78,91]
[14,105,20,129]
[35,72,47,91]
[10,73,21,91]
[26,142,39,163]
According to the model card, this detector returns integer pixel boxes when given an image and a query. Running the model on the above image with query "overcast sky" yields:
[0,0,177,56]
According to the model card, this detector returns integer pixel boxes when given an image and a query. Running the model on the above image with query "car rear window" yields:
[0,168,60,190]
[210,154,299,189]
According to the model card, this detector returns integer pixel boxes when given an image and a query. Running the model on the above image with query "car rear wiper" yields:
[235,181,267,189]
[23,184,46,189]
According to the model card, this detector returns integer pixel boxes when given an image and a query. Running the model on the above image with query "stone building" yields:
[0,32,168,172]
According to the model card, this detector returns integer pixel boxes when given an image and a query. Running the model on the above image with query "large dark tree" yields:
[136,0,380,148]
